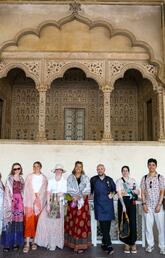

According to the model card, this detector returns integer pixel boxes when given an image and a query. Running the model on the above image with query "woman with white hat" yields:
[34,164,67,251]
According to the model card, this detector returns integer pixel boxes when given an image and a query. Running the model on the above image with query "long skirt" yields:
[0,189,3,235]
[1,193,24,248]
[118,196,137,245]
[24,213,39,238]
[35,205,64,250]
[64,196,91,251]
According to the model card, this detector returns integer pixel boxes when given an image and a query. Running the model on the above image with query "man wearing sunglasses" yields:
[140,158,165,255]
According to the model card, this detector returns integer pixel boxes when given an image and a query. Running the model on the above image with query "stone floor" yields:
[0,245,163,258]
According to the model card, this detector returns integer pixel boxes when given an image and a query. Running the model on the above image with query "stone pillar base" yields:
[158,137,165,142]
[102,133,113,141]
[36,132,47,141]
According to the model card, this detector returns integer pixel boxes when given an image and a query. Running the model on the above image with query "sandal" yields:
[23,245,30,253]
[31,243,37,250]
[77,250,84,254]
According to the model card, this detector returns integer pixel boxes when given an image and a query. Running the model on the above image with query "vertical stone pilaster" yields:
[157,87,165,140]
[102,85,113,141]
[37,89,47,140]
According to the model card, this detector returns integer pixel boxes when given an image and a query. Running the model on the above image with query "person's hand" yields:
[108,192,114,199]
[122,204,126,212]
[72,195,80,201]
[46,205,50,213]
[155,204,161,213]
[132,189,139,195]
[143,204,148,213]
[88,194,93,200]
[57,192,63,197]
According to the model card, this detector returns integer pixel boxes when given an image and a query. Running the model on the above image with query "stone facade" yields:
[0,0,164,141]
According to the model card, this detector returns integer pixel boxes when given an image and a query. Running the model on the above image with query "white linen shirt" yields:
[32,174,43,193]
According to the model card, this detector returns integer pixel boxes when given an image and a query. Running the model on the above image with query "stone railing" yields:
[89,199,145,247]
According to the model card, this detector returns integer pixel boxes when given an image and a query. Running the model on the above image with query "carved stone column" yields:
[158,87,165,140]
[36,89,47,140]
[102,85,113,141]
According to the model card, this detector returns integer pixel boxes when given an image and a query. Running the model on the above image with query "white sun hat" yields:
[52,164,66,173]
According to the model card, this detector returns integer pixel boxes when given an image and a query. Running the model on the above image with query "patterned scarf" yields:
[67,174,91,209]
[3,175,24,228]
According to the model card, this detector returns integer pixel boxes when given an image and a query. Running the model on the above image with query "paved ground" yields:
[0,245,163,258]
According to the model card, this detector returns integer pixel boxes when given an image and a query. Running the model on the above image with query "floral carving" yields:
[23,61,41,81]
[143,64,157,75]
[82,61,104,79]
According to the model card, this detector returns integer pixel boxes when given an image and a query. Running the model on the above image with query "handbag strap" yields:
[123,212,129,221]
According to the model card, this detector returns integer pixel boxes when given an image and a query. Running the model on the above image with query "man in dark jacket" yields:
[90,164,116,255]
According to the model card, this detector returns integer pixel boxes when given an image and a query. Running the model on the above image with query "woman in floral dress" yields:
[1,163,24,252]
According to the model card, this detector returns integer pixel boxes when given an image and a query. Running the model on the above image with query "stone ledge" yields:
[0,139,165,146]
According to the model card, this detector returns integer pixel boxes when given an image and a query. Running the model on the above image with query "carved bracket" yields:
[109,61,159,92]
[0,59,41,87]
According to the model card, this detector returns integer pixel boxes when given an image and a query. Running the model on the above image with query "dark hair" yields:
[33,161,42,168]
[147,158,157,166]
[121,165,130,173]
[72,161,84,175]
[10,163,23,175]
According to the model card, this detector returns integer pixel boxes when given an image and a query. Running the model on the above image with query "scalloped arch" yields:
[48,62,102,89]
[0,12,163,81]
[111,63,159,91]
[0,13,154,58]
[0,63,38,86]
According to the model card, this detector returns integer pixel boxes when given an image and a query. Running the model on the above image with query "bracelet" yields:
[142,202,146,206]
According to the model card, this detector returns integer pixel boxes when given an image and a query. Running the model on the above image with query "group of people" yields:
[0,158,164,255]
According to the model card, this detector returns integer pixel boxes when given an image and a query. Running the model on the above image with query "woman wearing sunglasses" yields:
[1,163,24,252]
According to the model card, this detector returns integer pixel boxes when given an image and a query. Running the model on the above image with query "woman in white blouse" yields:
[35,164,67,251]
[23,161,47,253]
[116,166,139,254]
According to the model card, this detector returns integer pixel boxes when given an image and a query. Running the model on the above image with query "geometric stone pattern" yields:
[45,76,104,140]
[11,84,39,139]
[110,80,138,141]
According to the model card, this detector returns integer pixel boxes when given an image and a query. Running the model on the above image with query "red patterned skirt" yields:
[64,196,91,251]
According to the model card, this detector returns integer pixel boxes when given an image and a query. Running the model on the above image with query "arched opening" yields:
[46,68,103,140]
[0,68,39,139]
[111,69,158,141]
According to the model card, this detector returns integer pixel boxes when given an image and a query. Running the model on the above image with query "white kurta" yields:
[35,176,67,250]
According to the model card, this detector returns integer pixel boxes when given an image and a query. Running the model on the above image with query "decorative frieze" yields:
[45,60,104,87]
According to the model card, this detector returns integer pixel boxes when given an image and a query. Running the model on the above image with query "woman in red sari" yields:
[64,161,91,253]
[23,161,47,253]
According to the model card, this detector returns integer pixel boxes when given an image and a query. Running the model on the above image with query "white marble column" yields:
[37,90,47,140]
[102,85,113,140]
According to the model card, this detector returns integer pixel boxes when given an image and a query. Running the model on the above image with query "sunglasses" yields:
[13,167,21,171]
[149,181,152,188]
